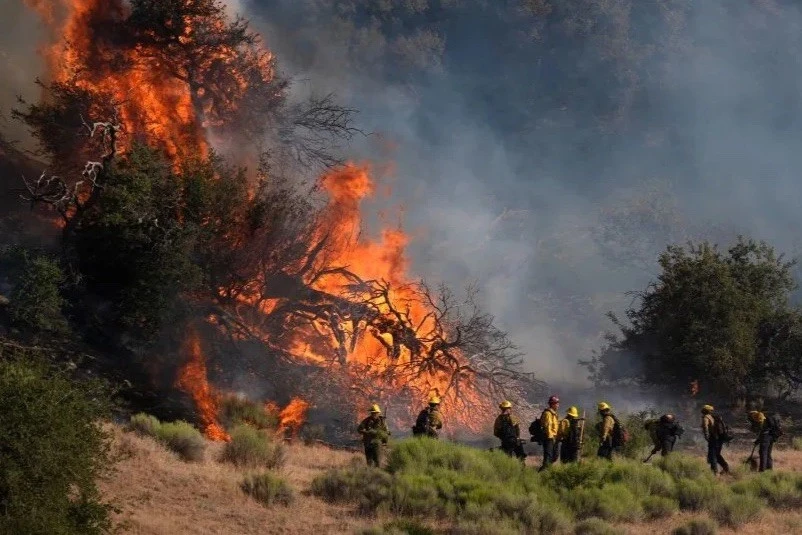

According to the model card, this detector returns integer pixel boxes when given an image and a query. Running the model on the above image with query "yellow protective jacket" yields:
[598,414,615,442]
[540,408,559,440]
[357,415,390,446]
[701,414,715,441]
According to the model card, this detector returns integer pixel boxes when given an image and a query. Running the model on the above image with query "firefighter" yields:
[748,410,782,472]
[596,402,616,460]
[494,400,526,461]
[412,395,444,438]
[701,405,729,475]
[538,395,560,471]
[357,404,390,467]
[558,406,583,463]
[644,414,683,460]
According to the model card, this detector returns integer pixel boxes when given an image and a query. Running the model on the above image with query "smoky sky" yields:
[236,0,802,385]
[4,1,802,386]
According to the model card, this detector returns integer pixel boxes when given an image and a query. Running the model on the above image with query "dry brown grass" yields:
[101,426,802,534]
[101,425,370,534]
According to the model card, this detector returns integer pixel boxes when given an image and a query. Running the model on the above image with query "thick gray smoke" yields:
[235,0,802,387]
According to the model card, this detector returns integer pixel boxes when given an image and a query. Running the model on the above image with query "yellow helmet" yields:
[369,404,381,414]
[598,402,610,411]
[566,406,579,418]
[702,404,714,413]
[429,396,441,405]
[499,400,513,409]
[747,410,761,421]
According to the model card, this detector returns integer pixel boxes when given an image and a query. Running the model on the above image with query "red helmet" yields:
[548,395,560,405]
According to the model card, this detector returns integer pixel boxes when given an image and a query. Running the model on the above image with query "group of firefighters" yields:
[357,395,785,473]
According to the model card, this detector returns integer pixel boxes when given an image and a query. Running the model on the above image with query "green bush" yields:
[301,423,326,445]
[129,413,160,436]
[312,439,571,534]
[731,471,802,508]
[0,346,113,534]
[566,483,642,522]
[240,472,293,506]
[641,495,678,519]
[656,454,714,483]
[671,517,718,535]
[128,413,206,462]
[574,518,624,535]
[219,396,278,431]
[707,492,762,528]
[1,247,69,335]
[792,436,802,451]
[221,424,286,468]
[157,421,207,462]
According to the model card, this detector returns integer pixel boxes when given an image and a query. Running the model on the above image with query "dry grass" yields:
[101,425,370,534]
[100,426,802,535]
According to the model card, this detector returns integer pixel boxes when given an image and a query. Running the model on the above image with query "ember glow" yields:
[175,328,230,441]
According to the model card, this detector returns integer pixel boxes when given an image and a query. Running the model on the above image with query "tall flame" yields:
[175,328,230,441]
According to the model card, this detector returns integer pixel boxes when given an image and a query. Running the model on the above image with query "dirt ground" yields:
[100,425,802,535]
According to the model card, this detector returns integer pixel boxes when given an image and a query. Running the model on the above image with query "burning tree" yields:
[13,0,540,437]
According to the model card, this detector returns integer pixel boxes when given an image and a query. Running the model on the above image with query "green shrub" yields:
[219,396,278,431]
[657,454,715,483]
[642,495,678,519]
[1,248,69,335]
[156,421,207,462]
[221,424,286,468]
[566,483,643,522]
[301,423,326,445]
[671,517,718,535]
[732,471,802,508]
[313,439,572,533]
[791,437,802,451]
[240,472,293,506]
[676,479,718,511]
[129,412,160,436]
[128,413,206,462]
[574,518,625,535]
[0,346,113,534]
[605,460,676,497]
[707,492,762,528]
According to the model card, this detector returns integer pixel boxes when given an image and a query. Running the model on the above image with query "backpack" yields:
[712,414,734,443]
[499,415,518,443]
[768,414,784,439]
[611,415,629,449]
[412,409,429,436]
[529,418,545,444]
[564,419,582,448]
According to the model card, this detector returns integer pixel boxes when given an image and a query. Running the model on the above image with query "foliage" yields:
[583,238,798,398]
[792,436,802,451]
[219,396,279,431]
[240,472,293,506]
[0,247,68,336]
[220,424,286,468]
[731,471,802,508]
[128,413,207,462]
[0,344,113,534]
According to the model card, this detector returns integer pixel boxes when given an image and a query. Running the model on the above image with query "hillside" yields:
[103,424,802,535]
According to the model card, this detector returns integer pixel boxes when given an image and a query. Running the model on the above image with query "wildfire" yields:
[266,398,311,439]
[24,0,497,434]
[175,328,230,441]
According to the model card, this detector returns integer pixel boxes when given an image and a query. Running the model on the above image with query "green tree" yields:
[0,247,68,336]
[584,238,797,398]
[0,343,113,534]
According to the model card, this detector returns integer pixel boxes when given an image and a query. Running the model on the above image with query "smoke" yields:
[6,0,802,392]
[0,2,46,146]
[232,0,802,387]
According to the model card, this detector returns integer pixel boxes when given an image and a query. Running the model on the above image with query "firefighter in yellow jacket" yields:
[558,406,583,463]
[494,400,526,461]
[538,395,560,471]
[596,402,615,460]
[357,404,390,467]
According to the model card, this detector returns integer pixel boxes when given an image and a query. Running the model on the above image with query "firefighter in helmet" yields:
[357,404,390,467]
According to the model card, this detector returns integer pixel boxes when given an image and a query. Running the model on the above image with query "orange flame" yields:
[175,328,230,441]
